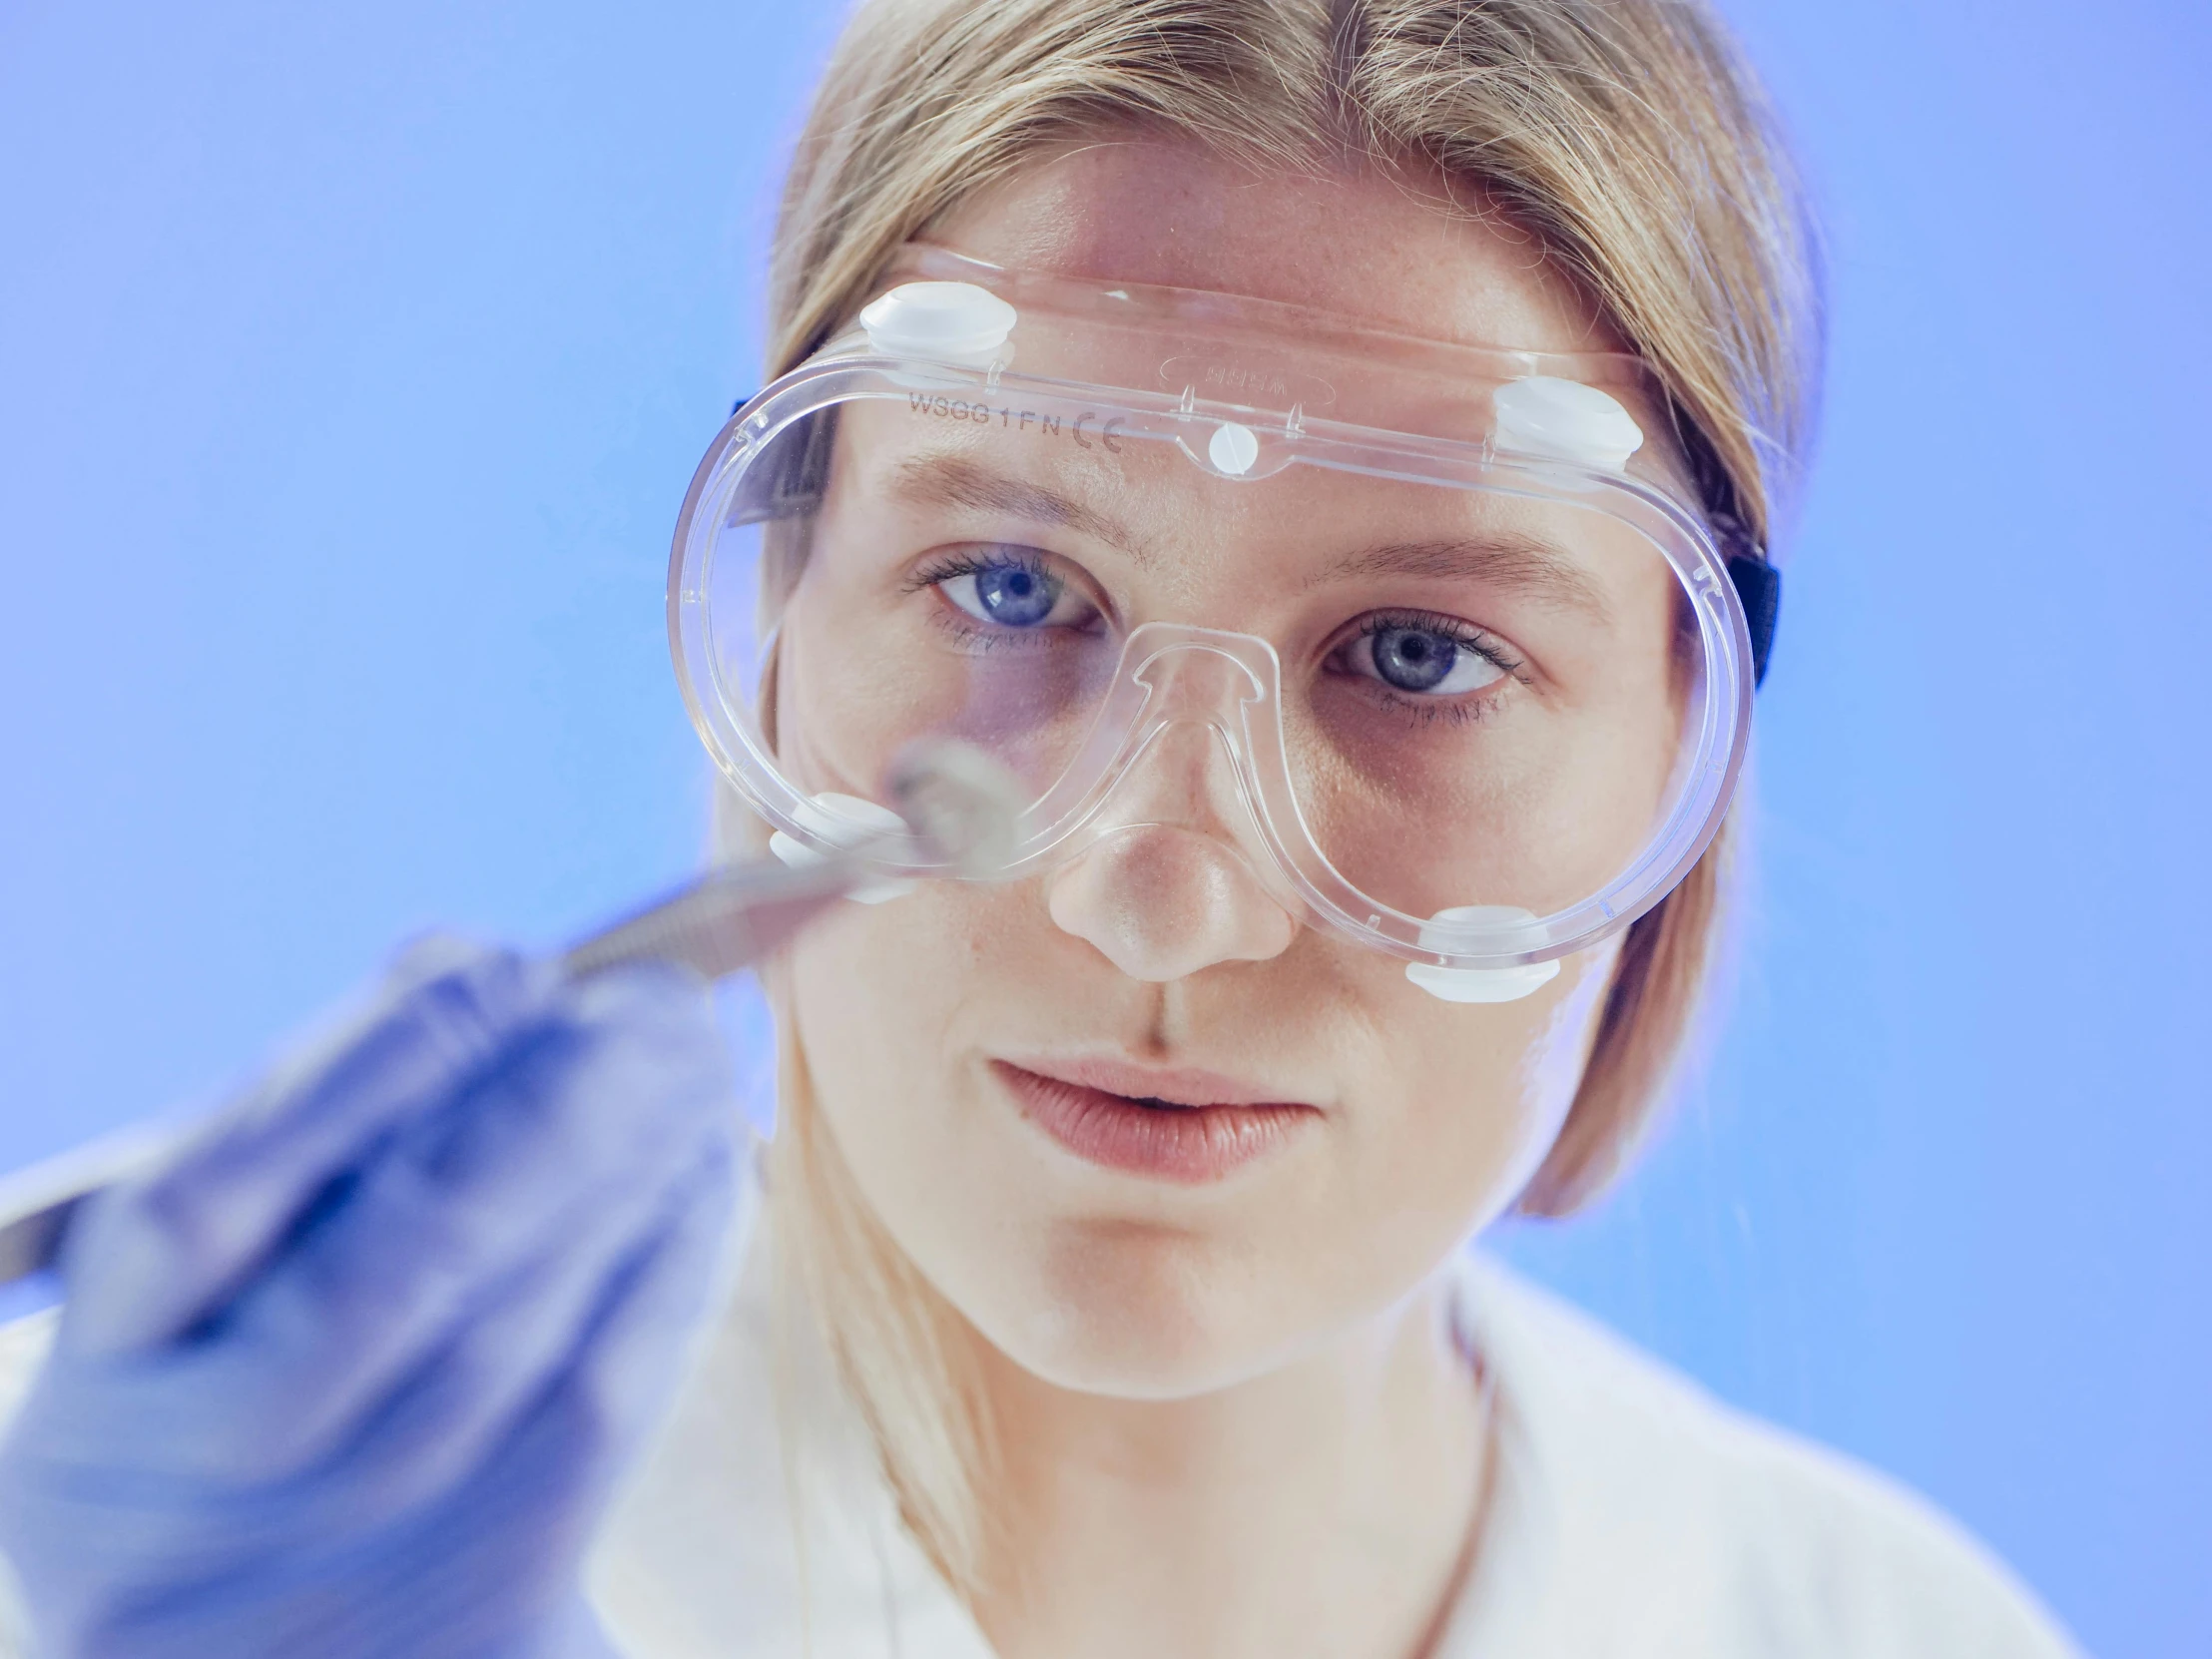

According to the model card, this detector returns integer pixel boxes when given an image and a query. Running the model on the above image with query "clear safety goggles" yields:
[670,247,1773,1001]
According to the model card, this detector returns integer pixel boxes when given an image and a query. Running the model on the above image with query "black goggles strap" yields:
[1726,552,1781,690]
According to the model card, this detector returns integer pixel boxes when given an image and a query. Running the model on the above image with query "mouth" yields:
[992,1056,1322,1184]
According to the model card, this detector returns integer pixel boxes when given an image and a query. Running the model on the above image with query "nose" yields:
[1044,718,1299,981]
[1048,826,1298,980]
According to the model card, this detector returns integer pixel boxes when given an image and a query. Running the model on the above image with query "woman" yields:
[0,2,2081,1655]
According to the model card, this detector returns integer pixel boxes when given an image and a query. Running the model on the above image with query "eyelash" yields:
[901,546,1048,597]
[902,546,1102,646]
[1340,610,1529,726]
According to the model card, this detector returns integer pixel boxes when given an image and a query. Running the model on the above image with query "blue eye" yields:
[1351,625,1507,697]
[936,552,1088,631]
[973,563,1056,626]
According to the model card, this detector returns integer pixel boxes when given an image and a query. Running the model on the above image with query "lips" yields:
[992,1057,1320,1184]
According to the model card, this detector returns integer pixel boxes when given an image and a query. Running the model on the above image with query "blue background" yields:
[1,2,2203,1651]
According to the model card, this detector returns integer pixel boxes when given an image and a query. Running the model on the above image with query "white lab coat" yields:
[0,1207,2081,1657]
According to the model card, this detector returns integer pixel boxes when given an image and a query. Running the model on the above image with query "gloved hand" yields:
[0,937,744,1659]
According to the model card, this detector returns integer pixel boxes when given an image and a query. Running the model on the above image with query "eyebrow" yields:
[887,456,1146,561]
[1307,536,1611,621]
[886,456,1606,618]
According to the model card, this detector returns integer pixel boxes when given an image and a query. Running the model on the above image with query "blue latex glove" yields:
[0,937,743,1659]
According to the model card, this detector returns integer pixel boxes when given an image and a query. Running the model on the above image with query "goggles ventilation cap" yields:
[1492,376,1645,473]
[859,281,1017,366]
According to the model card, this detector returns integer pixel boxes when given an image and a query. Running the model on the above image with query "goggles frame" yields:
[669,253,1765,975]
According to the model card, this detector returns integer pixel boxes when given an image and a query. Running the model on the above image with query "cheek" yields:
[1307,940,1618,1299]
[1375,942,1617,1223]
[785,881,1055,1301]
[787,886,989,1174]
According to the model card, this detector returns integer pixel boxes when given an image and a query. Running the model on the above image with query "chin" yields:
[959,1217,1323,1400]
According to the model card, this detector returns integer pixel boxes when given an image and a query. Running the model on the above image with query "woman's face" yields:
[778,142,1660,1397]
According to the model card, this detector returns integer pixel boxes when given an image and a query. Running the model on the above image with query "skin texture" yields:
[778,140,1659,1659]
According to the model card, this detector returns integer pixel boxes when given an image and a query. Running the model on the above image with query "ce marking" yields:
[1071,412,1126,454]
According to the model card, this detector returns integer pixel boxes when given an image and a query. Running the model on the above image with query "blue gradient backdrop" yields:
[1,3,2203,1652]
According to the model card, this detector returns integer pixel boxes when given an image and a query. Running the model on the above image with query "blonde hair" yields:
[743,0,1823,1600]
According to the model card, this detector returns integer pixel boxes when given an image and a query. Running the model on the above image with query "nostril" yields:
[1046,826,1297,981]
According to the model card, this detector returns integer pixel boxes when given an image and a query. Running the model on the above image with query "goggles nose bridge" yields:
[1069,625,1288,871]
[1125,624,1276,725]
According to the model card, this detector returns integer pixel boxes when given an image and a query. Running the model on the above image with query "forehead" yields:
[821,401,1659,638]
[926,138,1627,358]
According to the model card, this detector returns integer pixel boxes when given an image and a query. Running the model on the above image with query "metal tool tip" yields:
[885,742,1026,879]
